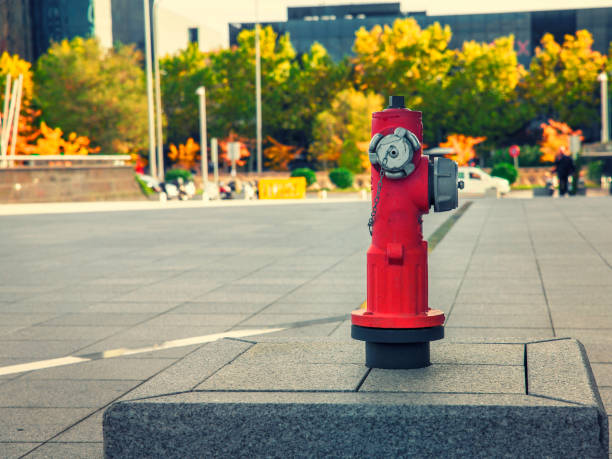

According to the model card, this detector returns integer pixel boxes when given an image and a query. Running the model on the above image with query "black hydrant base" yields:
[365,341,430,369]
[352,325,444,369]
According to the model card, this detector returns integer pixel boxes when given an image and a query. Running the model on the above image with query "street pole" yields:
[1,73,12,166]
[9,74,23,167]
[211,137,219,190]
[196,86,208,199]
[255,0,262,174]
[153,0,164,179]
[143,0,157,178]
[598,72,609,144]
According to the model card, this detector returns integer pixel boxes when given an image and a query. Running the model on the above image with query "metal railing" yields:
[1,155,132,168]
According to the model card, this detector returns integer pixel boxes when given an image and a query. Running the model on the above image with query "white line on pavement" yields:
[0,327,285,377]
[0,197,368,216]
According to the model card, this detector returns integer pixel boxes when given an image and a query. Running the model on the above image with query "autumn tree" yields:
[353,18,455,145]
[440,134,487,166]
[311,88,383,172]
[264,136,303,170]
[523,30,607,136]
[0,52,34,104]
[167,138,200,170]
[539,119,583,163]
[34,37,148,154]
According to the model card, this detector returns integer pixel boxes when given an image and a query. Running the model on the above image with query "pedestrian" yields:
[552,146,575,197]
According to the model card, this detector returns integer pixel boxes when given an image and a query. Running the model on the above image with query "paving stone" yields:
[444,327,554,339]
[0,442,40,458]
[22,358,173,381]
[551,312,612,328]
[83,301,182,314]
[446,313,551,328]
[5,326,125,342]
[0,379,137,408]
[123,339,251,400]
[102,325,223,342]
[36,313,154,327]
[170,301,266,314]
[600,387,612,414]
[0,340,93,360]
[431,342,524,365]
[51,411,104,443]
[26,442,103,458]
[362,364,524,394]
[592,363,612,387]
[454,291,546,305]
[0,408,91,442]
[527,339,604,407]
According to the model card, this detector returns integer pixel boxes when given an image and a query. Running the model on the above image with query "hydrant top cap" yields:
[388,95,405,109]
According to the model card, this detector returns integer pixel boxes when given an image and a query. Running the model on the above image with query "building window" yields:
[188,27,199,44]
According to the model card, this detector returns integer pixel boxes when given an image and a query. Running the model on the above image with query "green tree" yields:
[523,30,607,134]
[311,88,383,171]
[444,37,530,145]
[34,37,148,154]
[353,18,455,145]
[159,43,211,146]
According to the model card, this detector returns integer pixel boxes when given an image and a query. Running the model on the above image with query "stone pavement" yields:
[1,197,611,457]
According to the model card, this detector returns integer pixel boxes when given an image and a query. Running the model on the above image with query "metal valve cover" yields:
[369,127,421,179]
[432,156,459,212]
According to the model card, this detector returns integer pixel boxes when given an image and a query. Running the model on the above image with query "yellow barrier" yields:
[258,177,307,199]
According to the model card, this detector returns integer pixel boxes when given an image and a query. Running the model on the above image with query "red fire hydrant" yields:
[351,95,461,369]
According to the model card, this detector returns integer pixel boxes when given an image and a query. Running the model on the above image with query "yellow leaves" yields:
[440,134,486,166]
[218,133,251,167]
[264,136,303,171]
[0,52,34,103]
[539,119,583,163]
[33,121,99,155]
[168,138,200,169]
[312,89,383,171]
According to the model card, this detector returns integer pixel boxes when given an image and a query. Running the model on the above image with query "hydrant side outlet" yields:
[351,96,460,369]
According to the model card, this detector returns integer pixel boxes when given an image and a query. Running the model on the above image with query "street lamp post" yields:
[196,87,208,199]
[255,1,262,173]
[598,71,609,144]
[153,0,165,180]
[143,0,157,178]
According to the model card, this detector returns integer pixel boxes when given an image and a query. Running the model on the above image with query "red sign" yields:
[509,145,520,158]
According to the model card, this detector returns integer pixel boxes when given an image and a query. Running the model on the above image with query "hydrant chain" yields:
[368,154,389,236]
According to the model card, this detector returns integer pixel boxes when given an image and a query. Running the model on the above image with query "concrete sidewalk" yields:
[1,197,611,457]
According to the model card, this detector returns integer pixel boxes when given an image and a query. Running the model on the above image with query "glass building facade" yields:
[229,3,612,67]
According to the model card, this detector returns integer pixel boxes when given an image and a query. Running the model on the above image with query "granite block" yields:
[104,392,606,459]
[104,338,608,458]
[361,364,525,394]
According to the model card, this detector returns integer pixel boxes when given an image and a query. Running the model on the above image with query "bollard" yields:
[351,95,462,369]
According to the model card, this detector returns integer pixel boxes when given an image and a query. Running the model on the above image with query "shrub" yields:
[587,160,603,183]
[491,163,518,184]
[329,167,354,189]
[490,145,543,167]
[165,168,193,183]
[291,168,317,186]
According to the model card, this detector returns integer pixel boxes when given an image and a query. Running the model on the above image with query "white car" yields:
[458,167,510,196]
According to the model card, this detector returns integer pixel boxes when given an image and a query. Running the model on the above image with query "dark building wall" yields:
[31,0,94,60]
[111,0,153,56]
[0,0,34,62]
[230,5,612,67]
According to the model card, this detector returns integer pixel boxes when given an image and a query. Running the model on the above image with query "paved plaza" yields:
[0,197,611,457]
